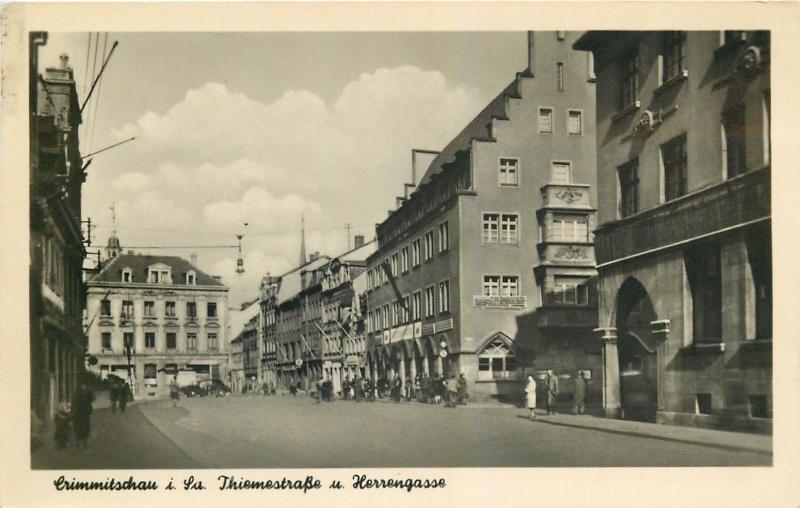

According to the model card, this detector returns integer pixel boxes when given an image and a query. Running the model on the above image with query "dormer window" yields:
[147,263,172,284]
[186,270,196,285]
[121,268,132,283]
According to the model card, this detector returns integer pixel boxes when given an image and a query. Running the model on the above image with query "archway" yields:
[615,277,659,422]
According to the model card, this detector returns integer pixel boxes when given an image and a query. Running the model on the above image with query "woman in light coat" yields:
[524,376,537,420]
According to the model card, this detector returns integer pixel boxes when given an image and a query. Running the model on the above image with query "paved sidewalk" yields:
[527,411,772,454]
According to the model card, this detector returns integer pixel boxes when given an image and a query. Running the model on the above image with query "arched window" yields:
[477,336,518,380]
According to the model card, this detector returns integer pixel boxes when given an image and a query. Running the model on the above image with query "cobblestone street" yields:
[33,395,771,469]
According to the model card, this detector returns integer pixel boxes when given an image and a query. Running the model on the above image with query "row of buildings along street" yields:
[30,30,773,456]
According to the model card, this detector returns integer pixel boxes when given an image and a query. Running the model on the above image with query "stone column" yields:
[435,355,443,376]
[594,327,621,419]
[650,319,671,414]
[398,350,406,381]
[409,349,417,380]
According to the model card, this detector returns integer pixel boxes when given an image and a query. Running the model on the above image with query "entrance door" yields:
[616,278,658,422]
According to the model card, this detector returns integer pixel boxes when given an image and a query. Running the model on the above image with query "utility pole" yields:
[345,223,351,250]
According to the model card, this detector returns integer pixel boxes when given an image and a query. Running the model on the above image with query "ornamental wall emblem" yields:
[555,189,583,204]
[737,45,764,77]
[555,246,587,260]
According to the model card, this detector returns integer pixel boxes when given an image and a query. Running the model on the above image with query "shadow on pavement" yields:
[514,415,772,457]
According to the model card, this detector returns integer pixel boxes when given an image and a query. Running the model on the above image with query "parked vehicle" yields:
[180,384,203,397]
[199,379,231,397]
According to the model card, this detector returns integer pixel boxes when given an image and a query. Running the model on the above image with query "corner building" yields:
[365,32,600,402]
[85,251,230,398]
[574,31,771,430]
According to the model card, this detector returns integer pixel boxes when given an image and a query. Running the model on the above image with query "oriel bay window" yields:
[544,276,590,306]
[478,337,518,380]
[550,214,589,242]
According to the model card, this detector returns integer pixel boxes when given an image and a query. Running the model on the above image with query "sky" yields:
[40,32,527,307]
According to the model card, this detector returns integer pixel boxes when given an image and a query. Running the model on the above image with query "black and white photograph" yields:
[3,2,799,507]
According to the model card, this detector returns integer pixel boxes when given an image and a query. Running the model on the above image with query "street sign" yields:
[439,349,448,358]
[295,359,303,367]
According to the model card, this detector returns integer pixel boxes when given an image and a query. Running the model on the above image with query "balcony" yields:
[539,183,593,211]
[595,166,770,265]
[536,306,597,330]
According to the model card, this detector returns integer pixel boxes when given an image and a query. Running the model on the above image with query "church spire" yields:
[105,202,121,259]
[299,214,307,266]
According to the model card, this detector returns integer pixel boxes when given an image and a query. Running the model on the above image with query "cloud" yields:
[99,66,484,305]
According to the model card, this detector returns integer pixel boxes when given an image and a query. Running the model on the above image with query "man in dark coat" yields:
[573,371,587,415]
[118,383,130,413]
[421,373,432,403]
[109,383,119,413]
[545,370,560,415]
[71,380,94,448]
[457,373,469,405]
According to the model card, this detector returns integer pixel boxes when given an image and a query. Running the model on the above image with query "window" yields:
[207,302,217,318]
[483,276,500,297]
[412,239,421,267]
[500,214,519,244]
[662,31,686,83]
[122,269,132,283]
[144,364,157,386]
[538,107,553,133]
[477,337,518,380]
[557,31,565,41]
[145,332,156,349]
[749,395,768,418]
[401,246,409,273]
[391,253,399,277]
[412,291,421,321]
[403,296,411,323]
[208,333,218,350]
[567,110,582,135]
[100,298,111,316]
[618,159,639,218]
[587,51,596,81]
[551,161,571,184]
[425,286,435,318]
[166,332,177,350]
[186,272,196,285]
[148,270,159,284]
[482,213,499,244]
[123,332,134,350]
[499,158,519,187]
[144,301,155,317]
[551,214,589,242]
[557,62,564,91]
[747,231,772,340]
[619,49,639,109]
[662,134,688,201]
[121,300,134,320]
[165,301,176,317]
[438,222,449,253]
[186,301,197,318]
[546,276,590,306]
[187,333,198,351]
[101,332,112,349]
[383,306,390,330]
[438,280,450,313]
[424,231,435,260]
[686,245,722,343]
[723,104,747,179]
[696,393,712,415]
[500,276,520,297]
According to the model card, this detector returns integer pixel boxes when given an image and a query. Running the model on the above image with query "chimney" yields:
[190,253,198,267]
[527,31,536,76]
[354,235,365,248]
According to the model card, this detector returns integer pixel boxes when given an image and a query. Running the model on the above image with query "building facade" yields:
[29,35,88,436]
[574,31,771,430]
[85,251,230,398]
[365,31,601,402]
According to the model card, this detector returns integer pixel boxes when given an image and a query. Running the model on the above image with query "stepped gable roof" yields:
[416,77,520,189]
[89,253,226,287]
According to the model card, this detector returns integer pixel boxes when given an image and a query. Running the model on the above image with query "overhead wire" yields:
[88,32,109,152]
[82,32,100,150]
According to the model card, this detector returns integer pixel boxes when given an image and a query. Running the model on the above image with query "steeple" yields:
[105,202,121,259]
[299,214,307,266]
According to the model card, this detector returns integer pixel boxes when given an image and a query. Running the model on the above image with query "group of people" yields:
[524,370,588,420]
[109,381,131,413]
[337,372,469,406]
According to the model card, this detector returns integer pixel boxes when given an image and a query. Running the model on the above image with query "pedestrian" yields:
[573,371,587,415]
[445,375,457,407]
[342,376,350,400]
[421,373,432,403]
[415,375,423,402]
[545,369,560,415]
[354,376,364,402]
[118,382,130,413]
[365,378,375,402]
[71,379,94,449]
[169,376,180,407]
[404,376,412,401]
[53,402,71,449]
[391,374,402,402]
[457,373,469,405]
[525,375,537,420]
[109,382,119,413]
